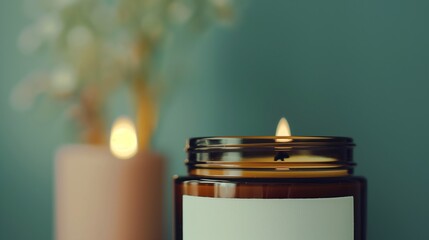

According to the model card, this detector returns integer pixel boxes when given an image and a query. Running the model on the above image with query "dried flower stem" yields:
[78,86,106,145]
[132,79,157,150]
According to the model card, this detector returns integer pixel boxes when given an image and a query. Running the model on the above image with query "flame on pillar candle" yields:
[110,117,138,159]
[275,117,292,142]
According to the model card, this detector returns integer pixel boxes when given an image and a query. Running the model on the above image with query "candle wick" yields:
[274,152,289,161]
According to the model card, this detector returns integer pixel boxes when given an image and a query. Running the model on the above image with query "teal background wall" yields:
[2,0,429,239]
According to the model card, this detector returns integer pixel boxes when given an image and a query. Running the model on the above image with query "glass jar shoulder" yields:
[175,175,366,185]
[175,175,366,199]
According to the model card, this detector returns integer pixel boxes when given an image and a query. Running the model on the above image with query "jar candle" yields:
[174,136,366,240]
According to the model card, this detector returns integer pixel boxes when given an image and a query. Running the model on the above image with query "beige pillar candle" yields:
[55,118,164,240]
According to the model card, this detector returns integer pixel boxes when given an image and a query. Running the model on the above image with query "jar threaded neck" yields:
[186,136,355,178]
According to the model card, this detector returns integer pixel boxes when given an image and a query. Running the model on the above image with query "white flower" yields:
[18,14,63,54]
[169,1,193,24]
[50,67,77,96]
[10,72,48,111]
[38,14,63,40]
[67,25,93,51]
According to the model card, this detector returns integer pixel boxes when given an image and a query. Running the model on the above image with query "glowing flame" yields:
[110,117,138,159]
[276,117,291,142]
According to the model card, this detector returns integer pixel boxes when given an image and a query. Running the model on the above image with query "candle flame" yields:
[276,117,291,142]
[110,117,138,160]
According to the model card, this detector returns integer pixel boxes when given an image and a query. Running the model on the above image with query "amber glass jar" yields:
[174,137,366,240]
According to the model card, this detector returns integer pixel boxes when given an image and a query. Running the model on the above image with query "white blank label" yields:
[183,195,354,240]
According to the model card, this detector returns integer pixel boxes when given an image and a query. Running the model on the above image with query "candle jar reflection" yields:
[174,137,366,240]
